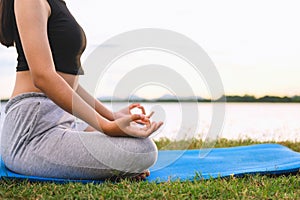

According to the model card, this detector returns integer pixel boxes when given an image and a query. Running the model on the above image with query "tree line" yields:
[214,95,300,103]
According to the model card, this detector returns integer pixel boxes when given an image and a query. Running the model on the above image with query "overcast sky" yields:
[1,0,300,99]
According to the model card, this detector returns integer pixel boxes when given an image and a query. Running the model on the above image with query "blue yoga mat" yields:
[1,144,300,183]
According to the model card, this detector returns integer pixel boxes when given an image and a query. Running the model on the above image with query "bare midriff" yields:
[11,71,78,98]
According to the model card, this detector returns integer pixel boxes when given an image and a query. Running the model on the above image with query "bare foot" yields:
[108,170,150,182]
[132,170,150,181]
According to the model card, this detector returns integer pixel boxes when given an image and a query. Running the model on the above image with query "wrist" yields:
[111,111,123,121]
[102,120,130,137]
[107,111,115,121]
[93,114,110,133]
[101,120,119,137]
[100,120,112,133]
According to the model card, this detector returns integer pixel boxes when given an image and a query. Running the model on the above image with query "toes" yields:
[134,170,149,181]
[140,173,146,180]
[145,170,150,177]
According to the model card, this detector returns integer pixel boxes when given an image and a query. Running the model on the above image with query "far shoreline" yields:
[1,94,300,103]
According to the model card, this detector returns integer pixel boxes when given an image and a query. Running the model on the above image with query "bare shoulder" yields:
[14,0,50,18]
[14,0,56,78]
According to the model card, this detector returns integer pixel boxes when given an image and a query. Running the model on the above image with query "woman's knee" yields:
[114,137,158,173]
[78,133,158,173]
[138,138,158,167]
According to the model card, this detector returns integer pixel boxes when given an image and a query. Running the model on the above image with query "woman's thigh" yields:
[10,129,158,179]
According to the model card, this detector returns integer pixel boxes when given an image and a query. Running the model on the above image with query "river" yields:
[1,102,299,142]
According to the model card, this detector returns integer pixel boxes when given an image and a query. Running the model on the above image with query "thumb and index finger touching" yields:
[129,103,163,129]
[129,103,155,118]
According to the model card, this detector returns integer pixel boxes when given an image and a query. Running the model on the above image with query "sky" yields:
[1,0,300,99]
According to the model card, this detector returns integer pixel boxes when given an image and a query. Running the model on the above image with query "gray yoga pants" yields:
[1,92,158,180]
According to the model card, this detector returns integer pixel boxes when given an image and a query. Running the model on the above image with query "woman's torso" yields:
[11,71,78,98]
[11,0,85,98]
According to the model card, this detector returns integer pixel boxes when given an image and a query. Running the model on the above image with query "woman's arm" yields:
[75,84,114,121]
[76,84,153,122]
[14,0,163,137]
[75,84,154,131]
[14,0,111,133]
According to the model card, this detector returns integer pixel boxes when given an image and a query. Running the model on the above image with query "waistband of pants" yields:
[4,92,48,114]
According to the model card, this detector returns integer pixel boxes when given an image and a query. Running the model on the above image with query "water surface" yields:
[1,102,299,142]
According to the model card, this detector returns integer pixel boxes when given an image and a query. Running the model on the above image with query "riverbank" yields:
[1,94,300,103]
[155,138,300,152]
[1,139,299,199]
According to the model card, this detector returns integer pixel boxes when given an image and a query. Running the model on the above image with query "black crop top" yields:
[14,0,86,75]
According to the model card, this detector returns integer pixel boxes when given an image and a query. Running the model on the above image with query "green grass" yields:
[1,174,299,199]
[155,138,300,152]
[1,139,300,199]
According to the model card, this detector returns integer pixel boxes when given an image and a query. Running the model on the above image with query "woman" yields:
[0,0,163,180]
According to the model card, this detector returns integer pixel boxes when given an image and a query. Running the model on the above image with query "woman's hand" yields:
[113,103,154,125]
[103,114,163,138]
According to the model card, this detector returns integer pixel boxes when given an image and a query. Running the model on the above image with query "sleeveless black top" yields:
[14,0,86,75]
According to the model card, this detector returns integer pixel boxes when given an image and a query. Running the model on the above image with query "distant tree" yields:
[292,96,300,102]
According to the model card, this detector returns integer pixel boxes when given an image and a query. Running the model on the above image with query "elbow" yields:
[31,73,46,89]
[33,78,48,92]
[31,71,55,90]
[32,76,45,90]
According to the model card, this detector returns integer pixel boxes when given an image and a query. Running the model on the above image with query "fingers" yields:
[155,121,163,130]
[147,121,163,135]
[130,111,151,127]
[145,122,158,136]
[129,104,146,115]
[142,121,162,137]
[129,104,154,124]
[128,120,163,138]
[131,113,163,130]
[128,107,163,137]
[147,111,154,118]
[134,111,154,125]
[138,106,146,115]
[130,114,150,125]
[129,103,140,110]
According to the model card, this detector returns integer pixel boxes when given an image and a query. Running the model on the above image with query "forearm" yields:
[75,84,114,121]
